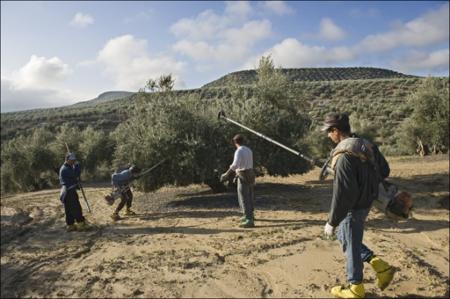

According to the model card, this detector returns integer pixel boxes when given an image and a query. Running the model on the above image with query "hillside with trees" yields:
[1,61,448,194]
[202,67,416,88]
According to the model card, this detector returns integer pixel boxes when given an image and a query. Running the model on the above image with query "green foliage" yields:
[145,78,157,92]
[2,64,448,194]
[1,128,59,192]
[79,126,116,180]
[158,74,175,92]
[394,77,449,155]
[203,67,415,88]
[113,56,312,192]
[304,129,335,160]
[1,124,116,193]
[349,113,378,142]
[113,92,229,192]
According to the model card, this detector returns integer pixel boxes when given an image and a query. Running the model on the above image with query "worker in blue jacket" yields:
[59,153,90,232]
[110,165,141,221]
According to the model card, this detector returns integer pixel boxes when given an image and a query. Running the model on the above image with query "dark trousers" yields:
[115,189,133,213]
[64,189,85,225]
[237,178,254,220]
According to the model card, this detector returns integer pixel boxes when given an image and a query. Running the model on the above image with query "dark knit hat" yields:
[66,153,77,161]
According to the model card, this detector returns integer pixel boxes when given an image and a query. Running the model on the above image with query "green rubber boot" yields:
[331,283,365,298]
[369,256,395,290]
[241,216,255,222]
[239,218,255,228]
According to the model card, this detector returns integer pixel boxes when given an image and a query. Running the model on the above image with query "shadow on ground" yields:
[167,182,331,214]
[105,217,324,236]
[366,217,449,233]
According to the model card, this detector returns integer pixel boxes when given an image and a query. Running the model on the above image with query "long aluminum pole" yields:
[218,110,316,165]
[137,159,167,178]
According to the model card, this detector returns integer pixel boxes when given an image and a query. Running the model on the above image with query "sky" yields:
[1,1,449,112]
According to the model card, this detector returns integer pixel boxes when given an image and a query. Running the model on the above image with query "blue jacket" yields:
[112,169,133,187]
[59,162,81,188]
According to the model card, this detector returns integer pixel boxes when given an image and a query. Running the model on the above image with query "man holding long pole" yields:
[59,153,91,232]
[110,165,142,221]
[221,134,256,228]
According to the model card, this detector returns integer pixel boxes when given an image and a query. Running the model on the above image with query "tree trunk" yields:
[416,138,426,157]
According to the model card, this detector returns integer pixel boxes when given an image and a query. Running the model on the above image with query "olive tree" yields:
[1,128,58,193]
[395,77,449,155]
[113,56,313,192]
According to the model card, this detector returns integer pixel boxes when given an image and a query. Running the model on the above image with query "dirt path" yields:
[1,155,449,298]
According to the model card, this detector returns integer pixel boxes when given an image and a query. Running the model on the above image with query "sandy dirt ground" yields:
[1,155,449,298]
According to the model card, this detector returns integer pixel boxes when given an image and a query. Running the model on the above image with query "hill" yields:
[202,67,417,88]
[72,91,135,107]
[0,77,426,146]
[0,67,436,147]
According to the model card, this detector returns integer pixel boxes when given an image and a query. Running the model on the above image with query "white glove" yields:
[323,222,336,238]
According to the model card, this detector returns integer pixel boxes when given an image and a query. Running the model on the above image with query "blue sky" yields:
[1,1,449,112]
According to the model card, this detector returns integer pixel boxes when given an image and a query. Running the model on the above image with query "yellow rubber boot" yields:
[111,212,121,221]
[331,283,365,298]
[66,224,77,232]
[125,209,136,216]
[75,221,91,231]
[369,256,395,290]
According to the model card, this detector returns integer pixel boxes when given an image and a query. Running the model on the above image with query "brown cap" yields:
[320,113,350,132]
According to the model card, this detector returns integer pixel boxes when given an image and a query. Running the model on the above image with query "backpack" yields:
[325,137,413,220]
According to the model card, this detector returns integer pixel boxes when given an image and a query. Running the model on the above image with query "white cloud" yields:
[11,55,72,89]
[392,48,450,73]
[170,3,272,66]
[1,78,77,112]
[358,3,449,52]
[224,19,272,45]
[170,10,227,41]
[224,1,252,19]
[319,18,347,41]
[264,1,294,16]
[70,12,94,28]
[0,56,92,111]
[245,38,355,69]
[173,19,271,64]
[97,35,185,90]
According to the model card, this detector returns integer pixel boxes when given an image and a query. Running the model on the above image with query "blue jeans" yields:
[337,208,374,284]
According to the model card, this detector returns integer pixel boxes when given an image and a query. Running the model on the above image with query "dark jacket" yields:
[328,139,389,227]
[59,162,81,188]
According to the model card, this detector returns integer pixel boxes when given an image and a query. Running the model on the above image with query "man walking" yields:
[321,113,395,298]
[59,153,90,232]
[221,134,256,228]
[110,165,141,221]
